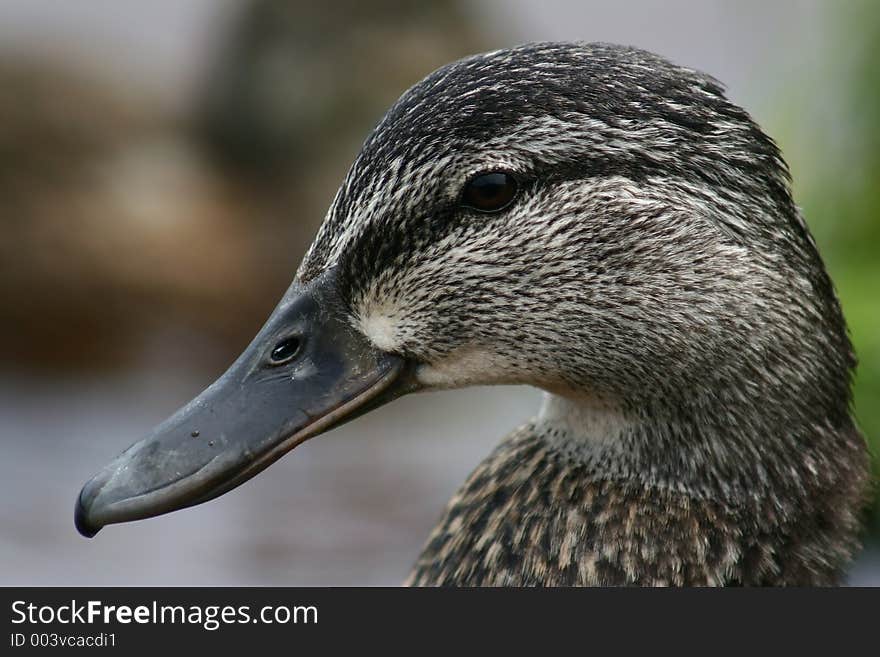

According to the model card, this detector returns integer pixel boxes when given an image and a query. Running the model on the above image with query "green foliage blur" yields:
[785,1,880,532]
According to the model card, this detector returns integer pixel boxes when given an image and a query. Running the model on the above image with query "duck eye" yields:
[269,337,302,365]
[460,172,518,213]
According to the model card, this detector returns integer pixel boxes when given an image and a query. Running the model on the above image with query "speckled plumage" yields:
[406,424,866,586]
[294,42,870,585]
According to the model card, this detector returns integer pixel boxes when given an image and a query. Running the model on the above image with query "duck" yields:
[75,42,870,586]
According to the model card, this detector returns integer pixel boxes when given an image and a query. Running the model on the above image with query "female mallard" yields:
[76,42,870,586]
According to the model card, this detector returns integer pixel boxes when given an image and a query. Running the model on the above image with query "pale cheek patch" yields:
[357,307,403,353]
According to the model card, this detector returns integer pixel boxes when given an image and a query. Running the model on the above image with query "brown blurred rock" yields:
[0,60,271,371]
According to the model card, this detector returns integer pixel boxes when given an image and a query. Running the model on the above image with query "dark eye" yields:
[269,337,302,365]
[460,172,518,213]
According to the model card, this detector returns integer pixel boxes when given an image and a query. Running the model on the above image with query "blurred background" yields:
[1,0,877,585]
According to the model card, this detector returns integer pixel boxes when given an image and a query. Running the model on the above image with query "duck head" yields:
[76,42,855,536]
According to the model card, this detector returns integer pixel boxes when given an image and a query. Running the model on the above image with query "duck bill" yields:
[75,271,410,538]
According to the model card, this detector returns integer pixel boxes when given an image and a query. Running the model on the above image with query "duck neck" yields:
[407,390,866,585]
[535,391,785,504]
